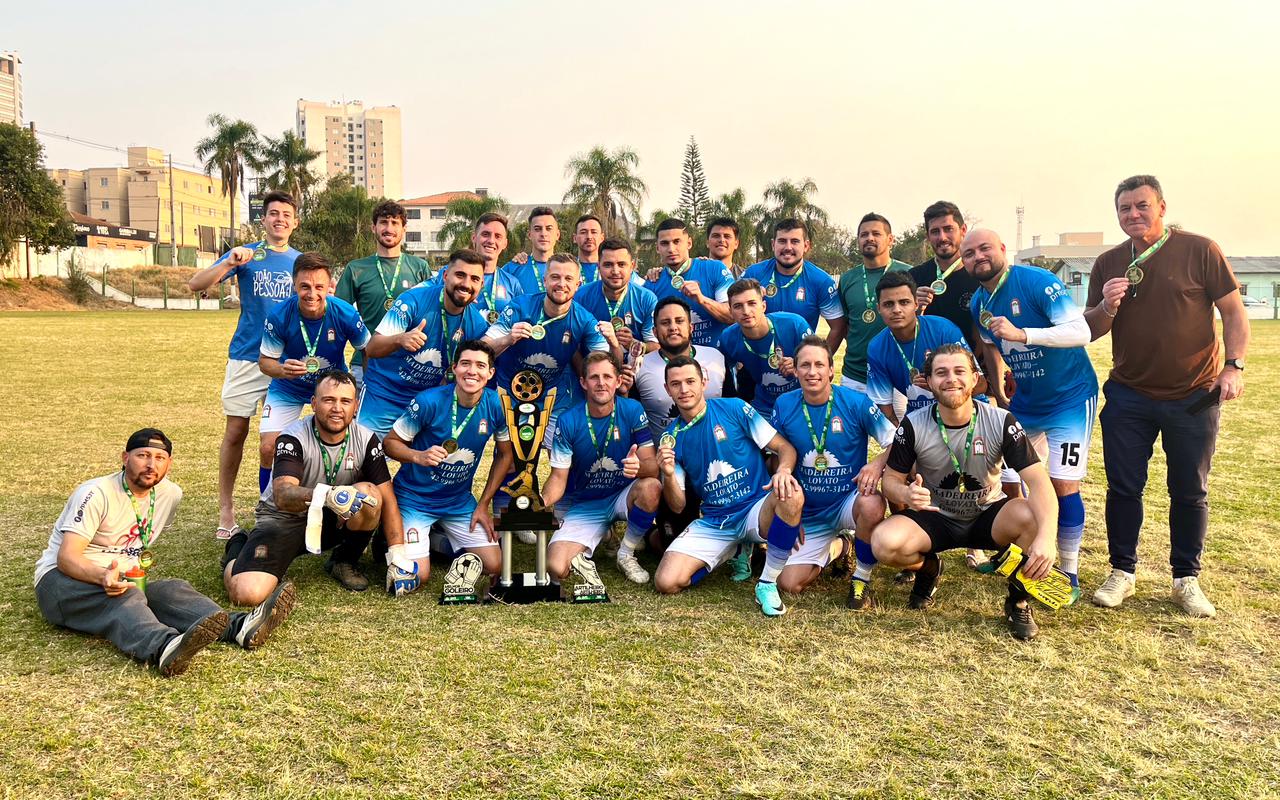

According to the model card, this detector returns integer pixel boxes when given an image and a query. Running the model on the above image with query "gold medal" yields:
[442,439,459,454]
[910,368,921,381]
[487,310,500,324]
[304,356,321,373]
[861,309,877,324]
[765,284,778,298]
[1126,266,1144,285]
[930,279,947,294]
[611,316,626,331]
[529,324,546,340]
[252,248,266,262]
[768,351,781,369]
[139,549,155,569]
[659,433,676,450]
[671,275,685,289]
[445,368,455,383]
[979,310,994,328]
[384,297,395,311]
[814,454,828,472]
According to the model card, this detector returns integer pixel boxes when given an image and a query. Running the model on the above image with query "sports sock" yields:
[622,505,656,553]
[853,538,877,582]
[1057,492,1085,586]
[221,530,249,569]
[258,467,271,494]
[760,517,801,583]
[688,566,710,586]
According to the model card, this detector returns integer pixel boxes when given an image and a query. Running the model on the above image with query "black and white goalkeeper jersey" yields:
[887,402,1039,522]
[257,416,391,522]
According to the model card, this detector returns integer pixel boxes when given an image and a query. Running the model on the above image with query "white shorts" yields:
[791,490,860,568]
[400,497,493,559]
[550,483,632,556]
[666,494,769,570]
[1023,395,1098,482]
[221,359,271,418]
[260,386,308,434]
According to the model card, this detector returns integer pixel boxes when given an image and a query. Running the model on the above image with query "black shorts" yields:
[896,497,1011,553]
[231,511,347,580]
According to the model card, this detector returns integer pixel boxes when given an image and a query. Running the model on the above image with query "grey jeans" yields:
[35,569,245,664]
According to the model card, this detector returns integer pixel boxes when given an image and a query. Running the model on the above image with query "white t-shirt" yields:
[633,345,728,440]
[34,472,183,587]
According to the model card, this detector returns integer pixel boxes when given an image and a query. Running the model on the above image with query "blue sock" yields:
[623,505,656,551]
[259,467,271,493]
[688,566,710,586]
[761,517,801,583]
[1057,492,1085,585]
[853,537,877,581]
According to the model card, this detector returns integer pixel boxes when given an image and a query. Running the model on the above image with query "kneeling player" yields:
[770,336,895,604]
[870,344,1057,640]
[653,356,805,616]
[223,371,394,602]
[380,340,514,597]
[542,352,660,592]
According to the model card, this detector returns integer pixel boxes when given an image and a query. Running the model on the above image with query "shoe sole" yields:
[160,612,229,677]
[1091,590,1134,608]
[243,582,298,650]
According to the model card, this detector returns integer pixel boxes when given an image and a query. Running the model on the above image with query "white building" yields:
[400,190,484,262]
[0,51,21,125]
[296,99,402,200]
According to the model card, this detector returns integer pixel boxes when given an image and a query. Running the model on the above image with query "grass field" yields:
[3,310,1278,800]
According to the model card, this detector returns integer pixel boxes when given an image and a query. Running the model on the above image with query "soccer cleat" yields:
[570,553,607,595]
[846,577,874,610]
[754,581,787,617]
[516,530,538,545]
[907,554,942,610]
[828,531,854,578]
[893,569,916,585]
[728,543,753,582]
[443,553,484,596]
[1004,595,1039,640]
[326,560,369,592]
[235,581,297,649]
[1091,569,1135,608]
[615,550,650,584]
[157,611,229,677]
[1172,577,1216,618]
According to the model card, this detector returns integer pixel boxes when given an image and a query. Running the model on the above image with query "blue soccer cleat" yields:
[754,580,787,617]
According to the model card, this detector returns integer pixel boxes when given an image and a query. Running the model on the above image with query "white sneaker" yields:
[516,530,537,545]
[1172,577,1216,618]
[1092,569,1135,608]
[616,550,650,584]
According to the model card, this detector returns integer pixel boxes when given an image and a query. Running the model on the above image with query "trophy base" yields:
[439,590,479,606]
[495,507,557,532]
[487,573,564,604]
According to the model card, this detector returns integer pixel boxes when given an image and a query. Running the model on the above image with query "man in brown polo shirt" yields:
[1083,175,1249,617]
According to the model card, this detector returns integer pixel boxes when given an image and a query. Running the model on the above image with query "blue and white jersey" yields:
[485,293,609,414]
[476,269,525,322]
[549,397,652,506]
[717,311,812,415]
[579,262,598,284]
[391,385,509,509]
[260,296,369,403]
[503,258,549,295]
[867,316,972,417]
[644,258,735,347]
[666,398,777,526]
[363,282,490,408]
[218,242,300,361]
[742,259,841,329]
[771,385,896,524]
[969,265,1099,422]
[575,280,658,345]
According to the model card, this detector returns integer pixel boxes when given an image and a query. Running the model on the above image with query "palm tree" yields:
[707,188,766,269]
[756,177,829,254]
[195,114,261,249]
[562,147,647,236]
[438,194,510,251]
[255,131,321,210]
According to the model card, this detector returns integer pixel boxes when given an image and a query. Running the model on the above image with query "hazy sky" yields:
[10,0,1278,255]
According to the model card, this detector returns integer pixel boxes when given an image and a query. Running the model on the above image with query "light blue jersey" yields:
[218,242,300,361]
[771,385,895,524]
[549,397,652,506]
[644,258,735,347]
[666,398,777,527]
[717,311,812,415]
[575,280,658,345]
[359,282,490,433]
[486,293,609,415]
[260,296,369,403]
[867,316,973,417]
[391,385,510,509]
[969,265,1099,424]
[503,258,548,295]
[742,259,841,329]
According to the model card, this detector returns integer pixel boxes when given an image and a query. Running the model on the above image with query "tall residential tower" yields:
[296,99,402,200]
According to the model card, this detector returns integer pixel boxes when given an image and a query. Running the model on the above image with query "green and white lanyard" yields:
[741,319,781,368]
[450,393,480,440]
[667,259,693,287]
[586,406,619,459]
[1125,227,1171,297]
[856,266,880,323]
[892,322,921,379]
[439,287,463,366]
[531,259,546,292]
[374,253,404,308]
[605,284,630,321]
[534,305,571,329]
[976,267,1012,327]
[120,471,156,549]
[802,392,835,471]
[251,240,286,261]
[661,404,707,450]
[297,304,328,366]
[313,419,350,484]
[767,260,804,295]
[935,403,978,490]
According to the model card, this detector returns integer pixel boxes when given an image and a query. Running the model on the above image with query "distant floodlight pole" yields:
[168,154,178,267]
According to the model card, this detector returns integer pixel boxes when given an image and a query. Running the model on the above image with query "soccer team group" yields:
[34,174,1249,675]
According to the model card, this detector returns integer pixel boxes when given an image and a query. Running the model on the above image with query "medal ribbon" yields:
[605,284,630,320]
[375,253,403,303]
[768,260,805,293]
[586,405,619,459]
[859,265,879,313]
[671,405,707,441]
[530,259,546,292]
[891,322,921,378]
[120,471,156,549]
[802,392,834,458]
[977,267,1012,322]
[439,287,463,365]
[740,319,778,363]
[534,303,572,329]
[1127,227,1171,271]
[313,418,351,484]
[481,272,498,315]
[450,393,480,440]
[934,403,978,484]
[297,303,328,361]
[936,257,964,284]
[666,259,692,283]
